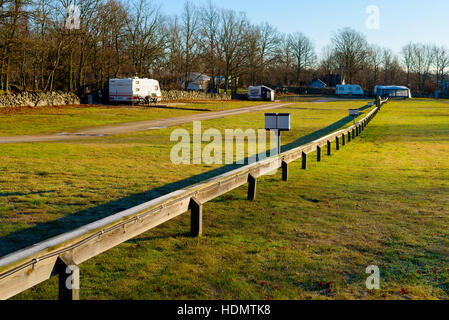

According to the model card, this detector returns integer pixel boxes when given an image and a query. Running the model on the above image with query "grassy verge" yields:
[2,99,448,299]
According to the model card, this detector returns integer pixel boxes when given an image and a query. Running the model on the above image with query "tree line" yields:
[1,0,448,96]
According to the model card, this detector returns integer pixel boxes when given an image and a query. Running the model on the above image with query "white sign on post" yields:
[349,109,360,117]
[265,113,291,155]
[349,109,359,125]
[265,113,291,131]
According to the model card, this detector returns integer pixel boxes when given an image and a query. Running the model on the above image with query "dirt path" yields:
[0,102,292,144]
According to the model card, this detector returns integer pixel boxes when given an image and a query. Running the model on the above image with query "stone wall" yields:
[161,90,231,101]
[0,92,80,108]
[0,90,231,107]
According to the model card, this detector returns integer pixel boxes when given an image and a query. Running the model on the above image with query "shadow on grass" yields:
[0,105,371,257]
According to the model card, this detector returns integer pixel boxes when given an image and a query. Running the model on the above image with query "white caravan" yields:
[336,84,364,96]
[109,78,162,103]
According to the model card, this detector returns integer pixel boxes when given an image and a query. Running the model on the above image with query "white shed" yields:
[248,86,275,101]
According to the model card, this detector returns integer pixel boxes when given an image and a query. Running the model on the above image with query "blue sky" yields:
[157,0,449,56]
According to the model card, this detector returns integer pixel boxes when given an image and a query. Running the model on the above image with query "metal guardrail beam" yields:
[0,101,385,300]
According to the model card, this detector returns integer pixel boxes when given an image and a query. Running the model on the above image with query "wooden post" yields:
[190,197,203,237]
[352,129,355,139]
[317,146,322,162]
[327,140,331,156]
[282,161,288,181]
[342,134,346,146]
[248,174,257,201]
[336,136,340,151]
[348,132,351,143]
[302,152,307,170]
[57,254,79,301]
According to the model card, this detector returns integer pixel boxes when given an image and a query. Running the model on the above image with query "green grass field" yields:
[0,101,267,136]
[1,98,448,300]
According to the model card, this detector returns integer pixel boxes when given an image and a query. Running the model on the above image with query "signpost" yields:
[265,113,291,154]
[349,109,360,125]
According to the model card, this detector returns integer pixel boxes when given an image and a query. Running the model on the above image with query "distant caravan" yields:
[248,85,275,101]
[109,77,162,104]
[374,85,411,99]
[336,84,364,96]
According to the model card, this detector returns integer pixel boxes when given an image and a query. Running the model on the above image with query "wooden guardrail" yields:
[0,98,388,300]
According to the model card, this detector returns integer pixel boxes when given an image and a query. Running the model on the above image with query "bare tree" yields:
[433,45,449,89]
[271,34,294,86]
[256,22,280,84]
[245,25,261,86]
[89,0,128,90]
[0,0,33,91]
[200,0,219,91]
[287,31,316,86]
[366,45,383,88]
[411,43,434,94]
[319,45,338,75]
[179,0,201,90]
[331,27,368,84]
[216,9,249,93]
[126,0,166,77]
[244,23,281,86]
[401,43,414,87]
[165,16,182,88]
[382,48,395,84]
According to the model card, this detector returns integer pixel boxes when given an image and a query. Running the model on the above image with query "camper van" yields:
[248,86,275,101]
[109,78,162,103]
[336,84,364,96]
